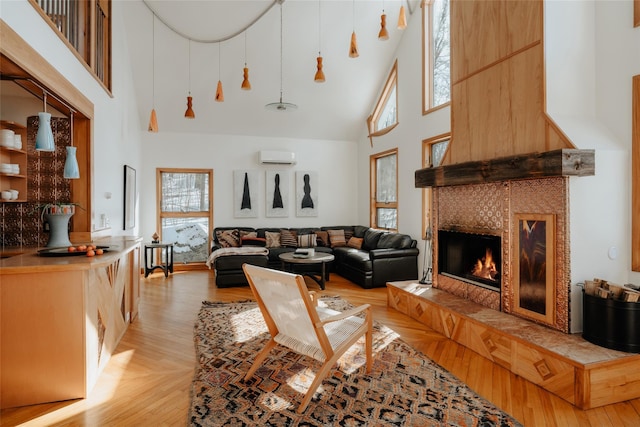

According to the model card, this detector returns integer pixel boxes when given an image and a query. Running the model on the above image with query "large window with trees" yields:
[422,0,450,114]
[370,149,398,231]
[157,168,213,265]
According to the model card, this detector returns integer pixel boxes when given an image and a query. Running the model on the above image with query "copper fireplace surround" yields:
[432,177,570,333]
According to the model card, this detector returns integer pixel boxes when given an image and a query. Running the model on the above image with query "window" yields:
[422,0,450,114]
[367,61,398,139]
[157,168,213,265]
[32,0,112,91]
[422,134,450,237]
[370,149,398,231]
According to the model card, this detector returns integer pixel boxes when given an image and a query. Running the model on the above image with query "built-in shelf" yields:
[0,121,27,202]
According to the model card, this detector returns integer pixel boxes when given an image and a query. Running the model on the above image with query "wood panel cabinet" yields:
[0,121,27,202]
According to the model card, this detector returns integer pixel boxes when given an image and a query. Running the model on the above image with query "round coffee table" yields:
[279,252,335,290]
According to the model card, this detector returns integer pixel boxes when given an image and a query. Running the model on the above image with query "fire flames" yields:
[471,248,498,281]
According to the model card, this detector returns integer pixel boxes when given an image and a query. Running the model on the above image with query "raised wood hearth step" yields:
[387,281,640,410]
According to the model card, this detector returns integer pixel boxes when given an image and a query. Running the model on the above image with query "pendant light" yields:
[349,0,359,58]
[378,0,389,41]
[184,40,195,118]
[314,0,325,83]
[397,4,407,30]
[63,111,80,179]
[215,42,225,102]
[148,14,158,132]
[241,31,251,90]
[266,2,298,111]
[35,92,55,152]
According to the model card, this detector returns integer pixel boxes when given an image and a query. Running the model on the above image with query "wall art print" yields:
[265,170,289,217]
[233,170,258,218]
[295,171,318,217]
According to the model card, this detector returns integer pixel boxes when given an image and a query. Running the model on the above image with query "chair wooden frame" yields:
[242,263,373,413]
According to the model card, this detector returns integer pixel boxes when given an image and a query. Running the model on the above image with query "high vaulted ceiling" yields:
[122,0,417,141]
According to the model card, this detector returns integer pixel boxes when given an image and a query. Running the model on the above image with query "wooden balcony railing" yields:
[33,0,111,91]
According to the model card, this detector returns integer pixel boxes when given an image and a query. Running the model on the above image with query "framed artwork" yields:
[265,170,289,217]
[123,165,136,230]
[233,170,258,218]
[295,171,318,217]
[513,213,555,325]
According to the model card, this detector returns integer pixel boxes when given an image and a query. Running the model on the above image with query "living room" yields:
[1,0,639,425]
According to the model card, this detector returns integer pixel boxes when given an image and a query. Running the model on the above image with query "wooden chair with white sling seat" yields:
[241,263,373,413]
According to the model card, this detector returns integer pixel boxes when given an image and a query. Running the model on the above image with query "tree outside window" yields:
[370,149,398,231]
[423,0,450,113]
[367,61,399,141]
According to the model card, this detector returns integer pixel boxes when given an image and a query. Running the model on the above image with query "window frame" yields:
[421,133,450,238]
[367,60,399,141]
[422,0,450,115]
[370,148,399,231]
[156,168,214,267]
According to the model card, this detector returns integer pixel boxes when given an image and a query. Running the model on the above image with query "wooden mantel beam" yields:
[415,149,595,188]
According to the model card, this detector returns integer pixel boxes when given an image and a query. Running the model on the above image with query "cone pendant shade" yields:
[148,108,158,132]
[185,96,195,118]
[397,5,407,29]
[215,81,224,102]
[349,31,359,58]
[314,56,325,82]
[378,13,389,40]
[241,67,251,90]
[63,146,80,179]
[36,112,55,151]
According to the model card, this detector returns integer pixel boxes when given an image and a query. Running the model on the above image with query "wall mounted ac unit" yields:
[259,150,296,165]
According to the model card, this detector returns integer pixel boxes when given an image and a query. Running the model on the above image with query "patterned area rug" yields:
[189,297,522,426]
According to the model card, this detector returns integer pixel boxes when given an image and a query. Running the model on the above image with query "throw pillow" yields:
[347,237,363,250]
[344,229,354,241]
[216,229,240,248]
[297,233,318,248]
[327,229,347,248]
[241,237,267,247]
[240,230,257,239]
[265,231,281,248]
[280,229,298,247]
[316,231,329,247]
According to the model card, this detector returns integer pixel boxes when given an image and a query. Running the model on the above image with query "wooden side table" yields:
[144,242,174,278]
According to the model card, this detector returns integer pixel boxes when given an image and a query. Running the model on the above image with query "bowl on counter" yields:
[1,191,12,201]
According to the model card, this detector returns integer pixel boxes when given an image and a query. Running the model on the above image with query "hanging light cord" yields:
[152,15,155,106]
[188,40,191,95]
[244,31,248,67]
[70,111,74,147]
[218,42,221,80]
[279,2,283,102]
[318,0,321,56]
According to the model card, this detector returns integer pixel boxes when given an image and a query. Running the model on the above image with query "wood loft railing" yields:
[32,0,111,91]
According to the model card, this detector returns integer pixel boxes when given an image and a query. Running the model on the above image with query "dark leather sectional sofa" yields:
[211,225,419,289]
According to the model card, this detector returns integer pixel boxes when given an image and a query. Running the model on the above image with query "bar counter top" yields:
[0,236,143,274]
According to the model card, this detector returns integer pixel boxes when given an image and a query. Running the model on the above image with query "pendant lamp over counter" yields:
[63,111,80,179]
[35,92,55,152]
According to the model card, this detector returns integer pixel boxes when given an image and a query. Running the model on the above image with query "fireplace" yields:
[438,230,501,292]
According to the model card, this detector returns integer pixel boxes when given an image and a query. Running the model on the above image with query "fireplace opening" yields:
[438,230,501,292]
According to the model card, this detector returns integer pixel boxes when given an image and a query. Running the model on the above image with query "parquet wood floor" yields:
[1,270,639,426]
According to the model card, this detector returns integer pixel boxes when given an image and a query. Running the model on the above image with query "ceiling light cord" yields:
[279,2,283,102]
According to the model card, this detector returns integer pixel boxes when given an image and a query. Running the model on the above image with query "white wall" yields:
[356,6,451,277]
[545,1,637,289]
[138,132,358,242]
[0,1,143,236]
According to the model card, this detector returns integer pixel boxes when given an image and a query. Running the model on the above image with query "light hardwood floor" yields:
[2,270,639,426]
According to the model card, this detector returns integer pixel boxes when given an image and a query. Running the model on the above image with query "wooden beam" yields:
[415,149,595,188]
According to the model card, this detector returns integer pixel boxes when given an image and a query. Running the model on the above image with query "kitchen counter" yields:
[1,236,142,409]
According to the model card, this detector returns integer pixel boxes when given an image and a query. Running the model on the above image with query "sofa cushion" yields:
[297,233,318,248]
[216,229,241,248]
[353,225,369,238]
[362,229,384,251]
[333,247,371,271]
[347,237,363,249]
[280,229,298,247]
[241,237,266,247]
[377,233,414,249]
[316,231,329,247]
[327,229,347,247]
[265,231,281,248]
